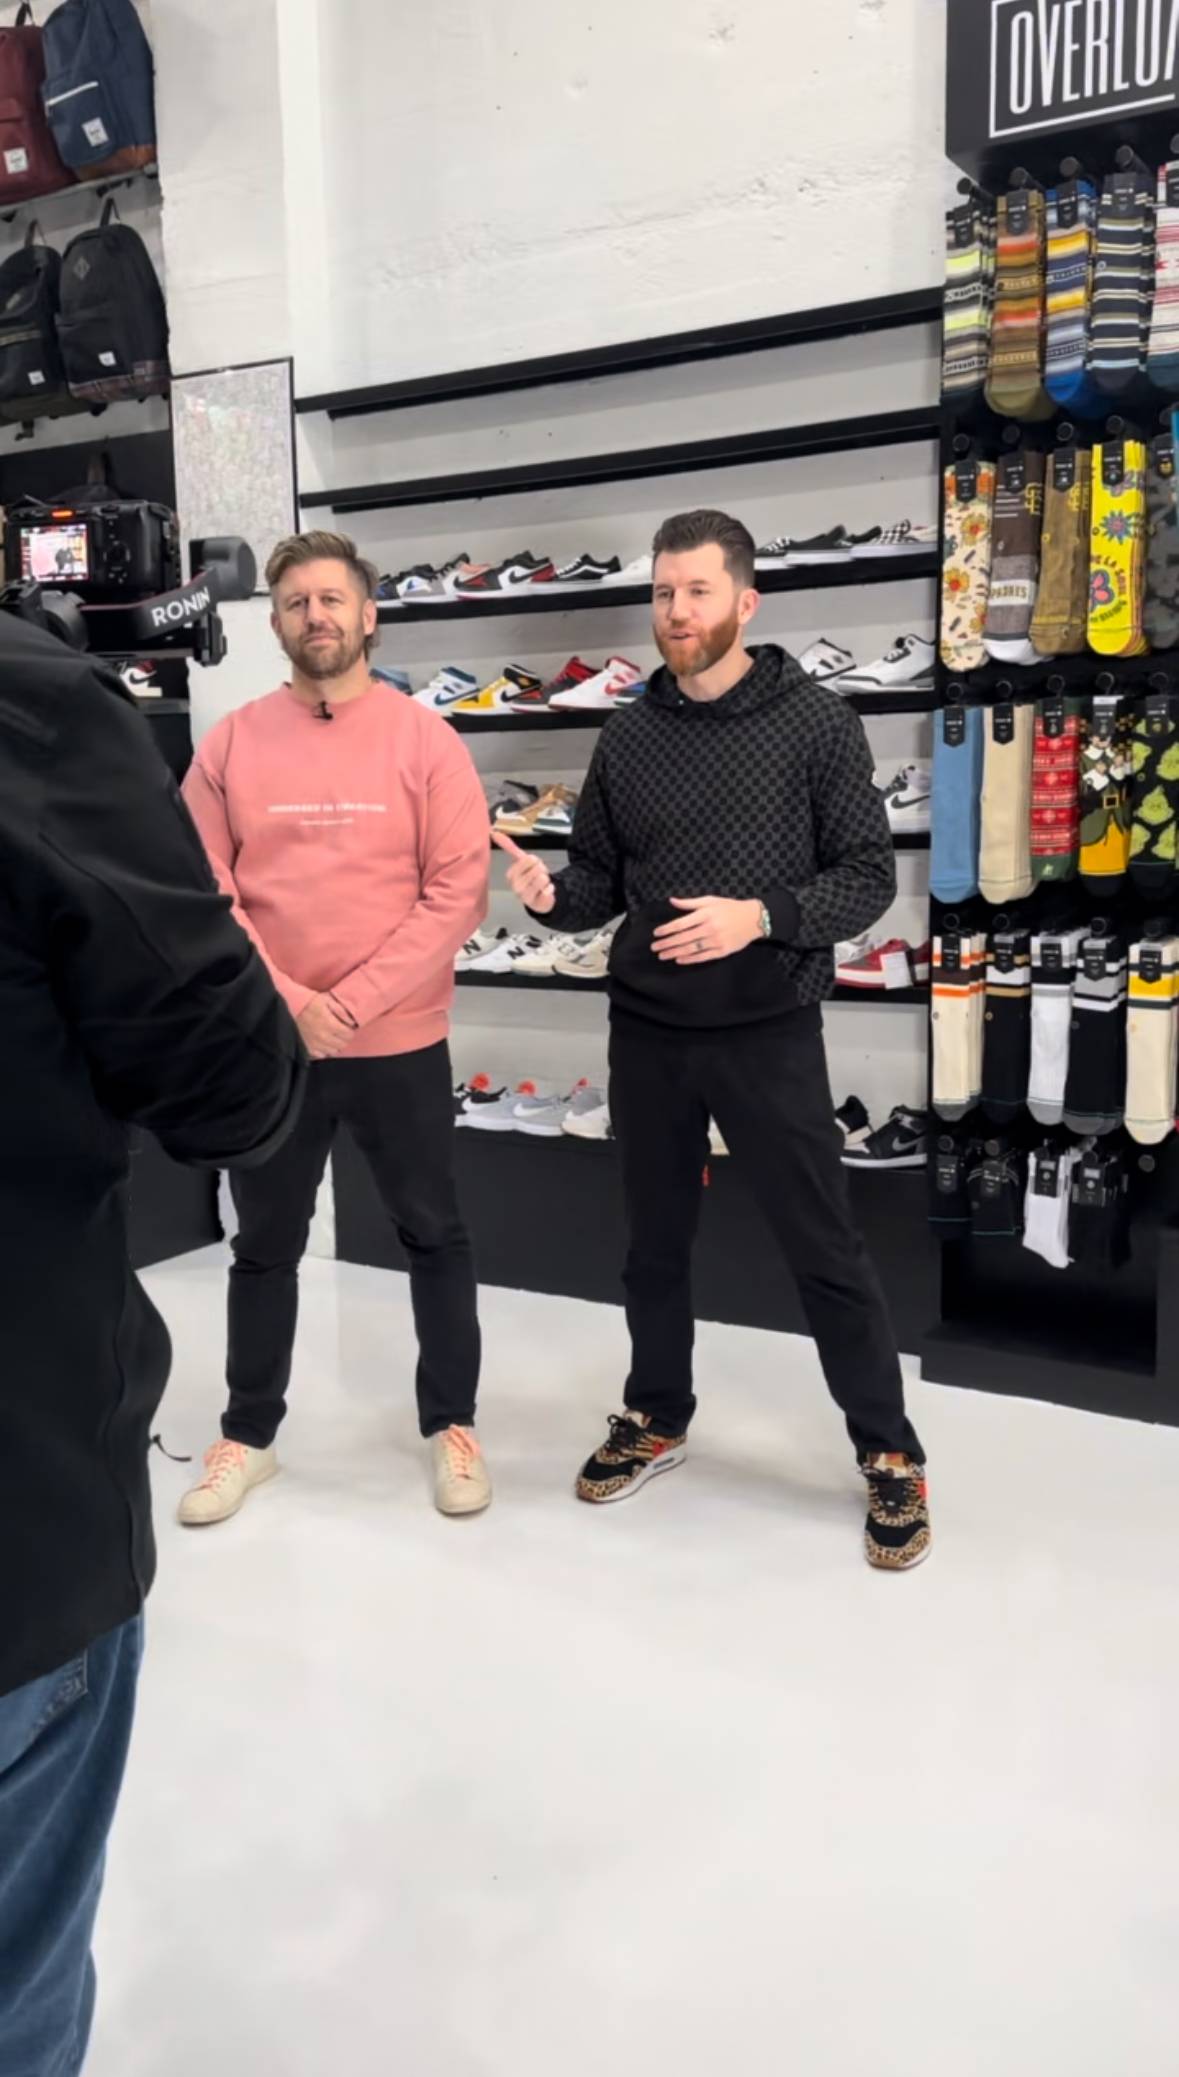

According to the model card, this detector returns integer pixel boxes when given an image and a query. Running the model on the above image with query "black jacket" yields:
[541,645,896,1029]
[0,615,305,1697]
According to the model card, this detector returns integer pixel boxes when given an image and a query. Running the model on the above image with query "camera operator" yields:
[0,608,305,2077]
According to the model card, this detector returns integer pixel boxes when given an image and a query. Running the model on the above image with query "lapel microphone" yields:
[314,699,333,721]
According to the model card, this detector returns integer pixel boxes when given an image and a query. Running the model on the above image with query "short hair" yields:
[651,508,756,590]
[266,529,380,657]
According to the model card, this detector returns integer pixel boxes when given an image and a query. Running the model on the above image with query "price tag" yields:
[980,1160,1004,1201]
[1058,182,1079,228]
[994,934,1016,974]
[1108,169,1139,215]
[951,204,975,249]
[955,460,978,503]
[944,703,967,748]
[1092,695,1119,741]
[1102,441,1127,489]
[1053,446,1077,493]
[1153,435,1175,478]
[1001,450,1027,495]
[1034,1149,1060,1198]
[1040,939,1064,974]
[941,934,962,975]
[1042,693,1066,738]
[1140,946,1163,983]
[1007,188,1031,234]
[1083,942,1108,982]
[935,1151,961,1196]
[993,702,1015,746]
[1145,692,1171,732]
[1167,163,1179,208]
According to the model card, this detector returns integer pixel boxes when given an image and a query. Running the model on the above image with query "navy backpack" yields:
[41,0,155,180]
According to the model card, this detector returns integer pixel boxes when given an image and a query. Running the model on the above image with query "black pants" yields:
[224,1041,480,1448]
[609,1012,923,1462]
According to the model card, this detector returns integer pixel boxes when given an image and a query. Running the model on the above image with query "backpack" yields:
[41,0,155,179]
[57,198,168,403]
[0,220,66,419]
[0,3,74,202]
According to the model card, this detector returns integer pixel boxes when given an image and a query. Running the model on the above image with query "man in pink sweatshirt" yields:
[179,530,492,1522]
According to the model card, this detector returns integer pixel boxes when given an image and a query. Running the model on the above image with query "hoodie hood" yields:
[642,643,809,719]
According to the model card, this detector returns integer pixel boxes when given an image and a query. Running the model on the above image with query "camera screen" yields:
[20,523,90,586]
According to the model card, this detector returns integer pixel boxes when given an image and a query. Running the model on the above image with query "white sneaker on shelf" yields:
[462,1079,557,1131]
[833,634,935,693]
[562,1090,611,1138]
[851,521,938,559]
[876,761,932,833]
[548,657,643,710]
[510,931,591,976]
[177,1440,278,1527]
[514,1079,598,1136]
[464,932,549,975]
[602,555,652,585]
[797,638,855,685]
[552,924,617,978]
[455,927,508,971]
[414,668,480,709]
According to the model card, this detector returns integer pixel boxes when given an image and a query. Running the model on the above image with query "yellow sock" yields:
[1089,441,1149,656]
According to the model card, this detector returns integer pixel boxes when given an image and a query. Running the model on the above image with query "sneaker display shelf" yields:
[297,289,942,1350]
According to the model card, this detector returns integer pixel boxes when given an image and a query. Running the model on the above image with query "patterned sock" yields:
[1129,692,1179,898]
[1031,445,1093,657]
[981,928,1033,1123]
[941,459,996,672]
[1031,693,1083,882]
[979,700,1036,903]
[1023,1144,1079,1270]
[986,188,1054,420]
[1044,180,1102,414]
[1079,695,1134,894]
[1028,928,1086,1125]
[1148,161,1179,393]
[984,448,1047,664]
[930,701,984,901]
[1090,169,1156,397]
[931,931,985,1121]
[1125,936,1179,1144]
[1144,433,1179,649]
[1089,440,1149,658]
[1063,932,1128,1135]
[943,196,996,399]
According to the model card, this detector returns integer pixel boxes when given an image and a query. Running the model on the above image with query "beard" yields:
[282,625,368,681]
[655,606,741,677]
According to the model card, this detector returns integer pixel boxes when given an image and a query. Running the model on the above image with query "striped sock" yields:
[986,188,1054,421]
[1125,936,1179,1144]
[1062,933,1128,1136]
[1044,180,1102,415]
[981,929,1033,1124]
[943,196,996,399]
[1147,161,1179,393]
[1090,169,1156,398]
[1088,441,1149,658]
[1028,929,1086,1126]
[931,931,986,1121]
[1031,695,1083,882]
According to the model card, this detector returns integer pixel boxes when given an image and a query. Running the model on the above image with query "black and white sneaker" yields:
[834,634,935,693]
[851,521,938,559]
[875,761,932,834]
[797,637,856,684]
[842,1106,928,1170]
[552,553,622,583]
[836,1094,872,1150]
[453,551,555,595]
[755,526,851,567]
[454,1073,509,1124]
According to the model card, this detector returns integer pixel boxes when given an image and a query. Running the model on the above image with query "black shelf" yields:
[498,829,930,854]
[296,287,942,420]
[437,688,935,733]
[301,406,941,517]
[379,554,939,623]
[455,970,928,1004]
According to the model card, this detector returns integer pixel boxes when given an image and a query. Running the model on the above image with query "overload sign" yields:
[948,1,1179,160]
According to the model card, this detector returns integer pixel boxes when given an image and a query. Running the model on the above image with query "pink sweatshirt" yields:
[183,680,489,1058]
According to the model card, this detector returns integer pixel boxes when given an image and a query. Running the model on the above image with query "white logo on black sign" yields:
[990,0,1179,139]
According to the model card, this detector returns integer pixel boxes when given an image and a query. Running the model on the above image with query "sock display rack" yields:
[923,123,1179,1425]
[295,292,943,1338]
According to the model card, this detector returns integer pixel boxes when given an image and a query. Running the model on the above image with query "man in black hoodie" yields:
[497,508,929,1569]
[0,610,305,2075]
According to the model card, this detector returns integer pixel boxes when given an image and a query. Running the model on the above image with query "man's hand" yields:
[491,828,556,915]
[297,992,354,1060]
[653,896,763,964]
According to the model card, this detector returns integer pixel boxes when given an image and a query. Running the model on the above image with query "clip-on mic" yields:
[314,699,333,721]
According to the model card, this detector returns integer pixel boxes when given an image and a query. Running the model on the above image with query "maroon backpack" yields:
[0,3,74,203]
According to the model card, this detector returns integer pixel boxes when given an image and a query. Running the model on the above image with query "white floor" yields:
[88,1251,1176,2077]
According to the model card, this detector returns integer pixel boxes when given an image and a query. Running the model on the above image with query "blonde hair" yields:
[266,530,380,657]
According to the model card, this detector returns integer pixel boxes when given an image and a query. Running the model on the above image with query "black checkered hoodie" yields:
[539,644,896,1031]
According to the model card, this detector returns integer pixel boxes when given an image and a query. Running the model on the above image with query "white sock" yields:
[1028,928,1085,1124]
[1023,1145,1075,1270]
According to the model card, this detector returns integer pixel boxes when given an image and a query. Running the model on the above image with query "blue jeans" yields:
[0,1616,143,2077]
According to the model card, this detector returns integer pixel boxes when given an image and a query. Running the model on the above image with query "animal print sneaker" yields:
[575,1412,687,1504]
[860,1453,931,1570]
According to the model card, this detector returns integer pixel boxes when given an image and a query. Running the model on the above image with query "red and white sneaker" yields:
[548,656,643,710]
[834,935,915,991]
[910,940,931,984]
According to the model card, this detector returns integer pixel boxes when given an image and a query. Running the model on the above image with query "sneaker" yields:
[453,552,554,595]
[876,761,932,833]
[602,554,653,586]
[450,668,545,714]
[501,657,598,714]
[909,939,931,985]
[414,667,481,710]
[487,778,540,821]
[371,665,414,694]
[834,936,915,991]
[532,796,576,839]
[431,1426,492,1515]
[464,931,550,975]
[708,1119,728,1157]
[576,1412,688,1503]
[177,1439,278,1527]
[797,637,855,684]
[756,525,852,567]
[514,1079,594,1137]
[842,1105,928,1170]
[552,553,622,583]
[836,1094,872,1149]
[833,634,935,693]
[552,924,616,978]
[494,784,578,835]
[563,1096,612,1140]
[860,1454,931,1570]
[455,1071,508,1123]
[510,930,592,976]
[461,1076,554,1130]
[851,520,938,559]
[456,926,508,971]
[548,657,643,711]
[395,553,472,603]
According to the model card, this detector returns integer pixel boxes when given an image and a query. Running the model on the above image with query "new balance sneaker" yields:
[833,634,935,693]
[455,1072,509,1123]
[431,1427,492,1515]
[842,1105,929,1170]
[602,554,653,586]
[514,1078,594,1137]
[851,520,938,559]
[836,1094,872,1149]
[553,553,622,583]
[562,1096,612,1140]
[461,1077,555,1130]
[575,1412,688,1503]
[415,667,481,710]
[450,667,545,714]
[552,925,616,978]
[464,932,550,975]
[548,657,643,710]
[177,1440,278,1527]
[797,638,855,684]
[453,552,554,595]
[456,926,508,971]
[876,761,932,833]
[494,784,578,835]
[860,1454,931,1570]
[834,936,915,991]
[510,931,593,976]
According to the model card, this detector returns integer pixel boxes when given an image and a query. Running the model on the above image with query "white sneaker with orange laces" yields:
[430,1426,492,1516]
[176,1439,279,1527]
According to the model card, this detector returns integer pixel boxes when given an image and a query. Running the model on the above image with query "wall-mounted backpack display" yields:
[0,3,75,203]
[40,0,155,179]
[57,198,168,403]
[0,220,66,419]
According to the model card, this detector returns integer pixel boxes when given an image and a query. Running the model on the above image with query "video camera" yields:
[0,487,257,668]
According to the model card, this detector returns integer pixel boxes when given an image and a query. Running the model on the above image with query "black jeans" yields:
[609,1011,923,1462]
[224,1041,480,1447]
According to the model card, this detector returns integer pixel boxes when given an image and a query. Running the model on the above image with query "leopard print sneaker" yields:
[861,1453,931,1570]
[576,1413,687,1504]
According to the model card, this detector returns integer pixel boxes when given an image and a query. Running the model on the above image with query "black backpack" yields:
[56,197,168,404]
[0,219,66,420]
